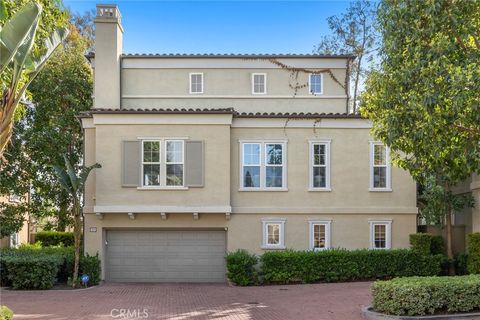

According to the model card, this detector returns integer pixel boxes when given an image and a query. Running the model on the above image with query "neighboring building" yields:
[81,4,419,282]
[0,194,32,248]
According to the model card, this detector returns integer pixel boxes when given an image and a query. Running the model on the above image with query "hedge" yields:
[372,275,480,316]
[35,231,75,247]
[467,233,480,274]
[409,233,444,255]
[0,306,13,320]
[225,250,258,286]
[260,249,444,284]
[0,246,101,289]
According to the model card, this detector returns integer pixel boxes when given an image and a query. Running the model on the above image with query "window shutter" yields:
[122,140,140,187]
[185,140,204,187]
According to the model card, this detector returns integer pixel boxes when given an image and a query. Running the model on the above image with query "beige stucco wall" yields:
[86,123,231,212]
[121,67,348,113]
[231,127,417,214]
[84,212,416,279]
[0,195,30,248]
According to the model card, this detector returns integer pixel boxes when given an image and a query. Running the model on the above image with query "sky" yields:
[63,0,351,54]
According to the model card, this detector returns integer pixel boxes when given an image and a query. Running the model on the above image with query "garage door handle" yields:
[105,240,108,246]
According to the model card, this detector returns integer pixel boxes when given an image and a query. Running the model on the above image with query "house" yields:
[81,4,420,282]
[0,194,33,248]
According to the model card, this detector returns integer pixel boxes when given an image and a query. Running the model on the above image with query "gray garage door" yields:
[106,230,226,282]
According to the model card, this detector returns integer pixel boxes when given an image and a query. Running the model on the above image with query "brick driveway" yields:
[0,282,371,320]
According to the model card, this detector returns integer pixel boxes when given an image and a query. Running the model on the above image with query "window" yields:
[9,233,19,248]
[309,140,331,190]
[309,74,323,94]
[165,140,184,186]
[240,141,287,190]
[142,139,185,187]
[190,73,203,94]
[252,73,266,94]
[370,142,391,191]
[142,141,161,186]
[262,219,286,249]
[369,220,392,249]
[309,220,332,250]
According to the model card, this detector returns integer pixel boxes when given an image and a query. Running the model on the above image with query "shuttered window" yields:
[122,140,204,188]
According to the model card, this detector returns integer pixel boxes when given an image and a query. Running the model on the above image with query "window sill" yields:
[137,186,189,191]
[239,188,288,192]
[368,188,393,192]
[308,188,331,192]
[261,245,286,250]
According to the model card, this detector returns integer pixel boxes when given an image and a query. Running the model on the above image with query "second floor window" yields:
[190,73,203,94]
[142,140,184,187]
[252,73,266,94]
[370,142,391,191]
[309,141,331,190]
[241,141,286,190]
[309,74,323,94]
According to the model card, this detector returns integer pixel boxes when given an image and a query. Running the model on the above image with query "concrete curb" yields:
[362,306,480,320]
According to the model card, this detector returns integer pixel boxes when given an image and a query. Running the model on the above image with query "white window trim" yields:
[261,218,286,249]
[369,141,392,192]
[308,220,332,251]
[141,140,161,187]
[239,140,288,191]
[251,73,267,95]
[9,233,19,248]
[369,220,392,249]
[140,138,187,189]
[309,73,323,95]
[308,140,331,191]
[189,72,204,94]
[164,140,185,187]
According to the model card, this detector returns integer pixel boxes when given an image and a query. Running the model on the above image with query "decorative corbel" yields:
[95,212,104,220]
[127,212,136,220]
[160,212,167,220]
[225,212,231,220]
[193,212,199,220]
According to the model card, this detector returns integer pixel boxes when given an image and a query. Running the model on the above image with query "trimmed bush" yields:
[372,275,480,316]
[409,233,444,255]
[80,253,101,286]
[35,231,75,247]
[454,252,469,275]
[1,254,62,289]
[225,250,258,286]
[0,246,101,288]
[0,306,13,320]
[260,249,444,284]
[467,233,480,274]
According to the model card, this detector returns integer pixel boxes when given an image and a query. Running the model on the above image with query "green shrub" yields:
[409,233,444,255]
[0,247,101,288]
[372,275,480,316]
[454,253,469,275]
[35,231,75,247]
[1,254,62,289]
[260,249,444,284]
[80,253,101,286]
[0,306,13,320]
[467,233,480,274]
[225,250,258,286]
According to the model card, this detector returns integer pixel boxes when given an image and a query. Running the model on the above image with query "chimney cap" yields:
[96,4,121,20]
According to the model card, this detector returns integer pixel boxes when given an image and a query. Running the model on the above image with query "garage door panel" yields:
[106,230,226,282]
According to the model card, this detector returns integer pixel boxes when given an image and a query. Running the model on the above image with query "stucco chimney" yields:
[93,4,123,109]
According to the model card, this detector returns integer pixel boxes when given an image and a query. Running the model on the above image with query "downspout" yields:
[345,58,351,114]
[81,122,86,256]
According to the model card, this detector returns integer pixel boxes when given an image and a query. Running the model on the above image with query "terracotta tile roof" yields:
[79,108,362,119]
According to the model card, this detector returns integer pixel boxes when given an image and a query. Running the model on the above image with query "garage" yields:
[105,230,226,282]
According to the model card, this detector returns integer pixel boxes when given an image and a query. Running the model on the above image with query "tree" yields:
[54,155,100,287]
[0,15,93,234]
[361,0,480,263]
[0,1,69,158]
[314,0,377,114]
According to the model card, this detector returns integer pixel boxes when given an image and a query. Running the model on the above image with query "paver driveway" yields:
[0,282,371,320]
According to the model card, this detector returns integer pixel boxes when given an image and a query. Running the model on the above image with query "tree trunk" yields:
[445,203,455,275]
[72,201,81,288]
